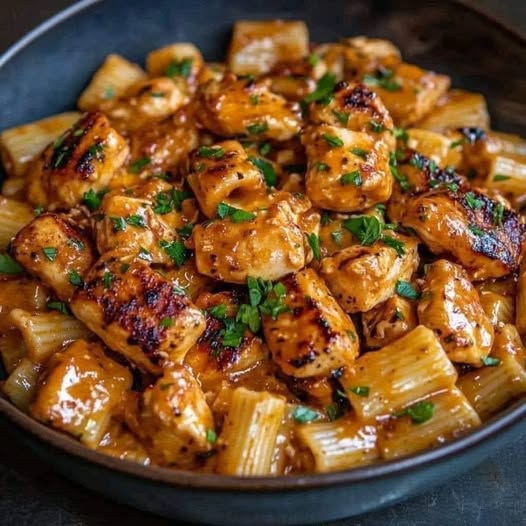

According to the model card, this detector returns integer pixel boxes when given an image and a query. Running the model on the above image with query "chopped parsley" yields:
[468,224,485,236]
[395,280,420,300]
[369,120,385,133]
[82,188,107,211]
[492,203,505,226]
[331,230,343,247]
[46,300,70,315]
[110,216,127,232]
[236,303,261,333]
[326,403,342,422]
[392,127,409,143]
[197,146,225,159]
[138,247,152,262]
[216,202,255,223]
[322,134,344,148]
[315,162,330,172]
[209,304,227,320]
[350,147,368,159]
[340,170,362,186]
[126,214,147,228]
[303,73,336,104]
[67,238,85,251]
[153,188,191,214]
[177,223,194,240]
[220,317,247,347]
[249,94,259,105]
[481,356,501,367]
[165,57,193,78]
[307,53,320,67]
[206,428,217,444]
[42,247,57,262]
[320,211,333,226]
[246,121,269,135]
[160,317,174,328]
[292,406,319,424]
[389,152,411,191]
[68,270,83,287]
[450,138,466,149]
[129,157,151,174]
[103,271,115,289]
[159,240,188,267]
[307,233,322,261]
[332,110,349,126]
[33,205,45,216]
[493,174,511,182]
[103,86,115,100]
[342,216,383,246]
[259,282,289,320]
[248,156,278,187]
[396,401,435,424]
[382,235,406,256]
[348,386,370,397]
[363,69,401,92]
[464,192,484,210]
[0,254,23,275]
[258,142,272,156]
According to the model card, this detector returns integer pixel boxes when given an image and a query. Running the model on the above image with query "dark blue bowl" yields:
[0,1,525,525]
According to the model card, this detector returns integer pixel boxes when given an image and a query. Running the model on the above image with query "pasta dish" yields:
[0,20,525,475]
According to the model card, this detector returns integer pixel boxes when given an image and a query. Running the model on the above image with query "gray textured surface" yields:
[0,1,525,525]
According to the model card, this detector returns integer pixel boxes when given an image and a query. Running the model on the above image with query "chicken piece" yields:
[184,291,267,394]
[284,374,336,407]
[362,296,418,349]
[308,82,395,150]
[128,112,199,176]
[302,124,392,212]
[228,20,309,76]
[94,194,178,264]
[187,140,266,218]
[10,213,96,301]
[395,186,524,281]
[196,74,302,141]
[97,420,151,465]
[493,323,526,366]
[320,233,419,313]
[262,268,359,378]
[362,63,450,127]
[101,77,189,134]
[130,364,214,467]
[70,251,206,373]
[192,199,307,284]
[31,340,132,447]
[26,112,129,210]
[417,259,494,366]
[340,36,401,78]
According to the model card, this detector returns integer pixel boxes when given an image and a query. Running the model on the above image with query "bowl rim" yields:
[1,0,526,493]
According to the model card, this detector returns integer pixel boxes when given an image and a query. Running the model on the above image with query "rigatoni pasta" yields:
[0,20,525,476]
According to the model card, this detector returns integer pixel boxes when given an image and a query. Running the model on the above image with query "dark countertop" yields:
[1,1,525,525]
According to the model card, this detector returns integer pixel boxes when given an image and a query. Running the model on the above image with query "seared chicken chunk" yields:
[340,37,401,78]
[308,82,395,150]
[396,187,524,281]
[95,194,178,264]
[320,233,419,313]
[26,112,129,210]
[97,420,151,465]
[31,339,132,447]
[362,63,450,127]
[302,124,392,212]
[185,291,267,393]
[128,112,199,176]
[418,260,494,365]
[101,77,189,133]
[262,268,359,378]
[228,20,309,76]
[70,252,206,373]
[362,296,418,349]
[10,213,96,301]
[187,140,266,218]
[129,364,214,467]
[196,74,302,141]
[388,150,524,280]
[192,200,307,284]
